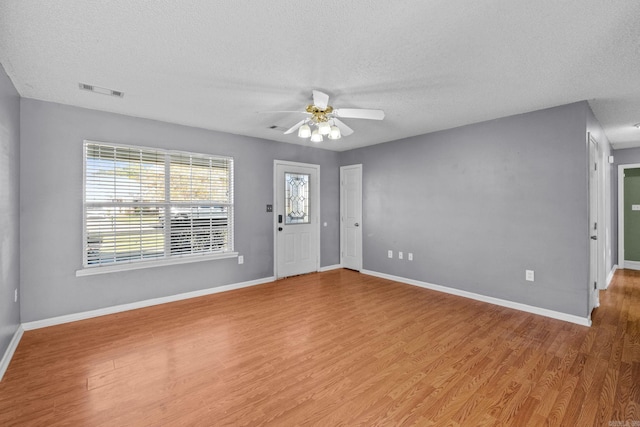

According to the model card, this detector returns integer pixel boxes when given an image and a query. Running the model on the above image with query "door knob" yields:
[590,235,597,240]
[278,227,283,231]
[354,223,359,227]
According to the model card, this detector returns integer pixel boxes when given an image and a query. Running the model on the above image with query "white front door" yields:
[274,161,320,278]
[341,164,362,271]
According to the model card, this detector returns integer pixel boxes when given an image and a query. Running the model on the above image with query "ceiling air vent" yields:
[79,83,124,98]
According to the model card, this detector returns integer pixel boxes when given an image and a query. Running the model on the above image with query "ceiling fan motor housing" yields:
[306,104,333,123]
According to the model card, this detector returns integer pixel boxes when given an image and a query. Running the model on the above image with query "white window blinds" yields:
[84,141,234,268]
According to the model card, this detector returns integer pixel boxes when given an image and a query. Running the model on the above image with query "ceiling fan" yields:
[264,90,385,142]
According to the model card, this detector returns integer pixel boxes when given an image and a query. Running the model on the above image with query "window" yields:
[83,141,234,270]
[284,172,310,224]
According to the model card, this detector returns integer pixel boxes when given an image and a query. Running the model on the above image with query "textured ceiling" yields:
[1,0,639,151]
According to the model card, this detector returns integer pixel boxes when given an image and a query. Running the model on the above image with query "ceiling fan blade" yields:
[258,110,308,114]
[334,108,385,120]
[312,90,330,110]
[284,119,307,135]
[332,118,354,136]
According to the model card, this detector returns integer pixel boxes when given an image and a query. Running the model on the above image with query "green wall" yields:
[624,168,640,261]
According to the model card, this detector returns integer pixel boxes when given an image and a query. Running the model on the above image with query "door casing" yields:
[588,134,600,311]
[340,164,363,271]
[273,160,320,278]
[617,162,640,270]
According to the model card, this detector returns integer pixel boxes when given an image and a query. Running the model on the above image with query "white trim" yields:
[319,264,342,272]
[606,264,618,288]
[22,276,274,331]
[622,260,640,271]
[361,270,591,327]
[76,252,238,276]
[0,325,24,382]
[618,162,640,270]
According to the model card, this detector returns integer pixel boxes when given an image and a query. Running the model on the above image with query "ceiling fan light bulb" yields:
[318,121,331,135]
[298,124,311,138]
[310,130,323,143]
[328,126,341,140]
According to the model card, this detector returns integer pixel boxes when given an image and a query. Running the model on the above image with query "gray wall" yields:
[340,102,592,317]
[612,146,640,264]
[16,96,618,322]
[0,64,21,355]
[20,99,340,322]
[614,147,640,164]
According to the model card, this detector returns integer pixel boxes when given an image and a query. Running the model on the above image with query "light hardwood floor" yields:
[1,269,639,426]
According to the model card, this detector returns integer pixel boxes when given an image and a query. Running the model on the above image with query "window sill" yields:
[76,252,239,277]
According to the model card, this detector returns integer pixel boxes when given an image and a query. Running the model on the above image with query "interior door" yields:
[275,161,319,278]
[588,134,600,310]
[341,164,362,270]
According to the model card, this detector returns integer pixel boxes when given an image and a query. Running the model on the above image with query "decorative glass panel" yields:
[285,172,310,224]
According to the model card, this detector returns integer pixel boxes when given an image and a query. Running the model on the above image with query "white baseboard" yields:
[361,270,591,327]
[606,265,618,288]
[319,264,342,272]
[0,325,24,382]
[622,260,640,271]
[22,276,275,331]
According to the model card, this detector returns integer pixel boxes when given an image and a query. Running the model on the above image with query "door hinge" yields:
[594,163,597,171]
[594,222,597,230]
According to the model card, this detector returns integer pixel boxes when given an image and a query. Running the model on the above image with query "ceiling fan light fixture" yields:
[318,121,331,135]
[298,124,311,138]
[268,90,384,143]
[328,126,341,140]
[310,129,323,143]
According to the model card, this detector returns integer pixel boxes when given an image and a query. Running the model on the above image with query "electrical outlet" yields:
[398,251,403,259]
[238,255,244,265]
[14,289,18,303]
[388,250,393,258]
[526,270,534,282]
[408,253,413,261]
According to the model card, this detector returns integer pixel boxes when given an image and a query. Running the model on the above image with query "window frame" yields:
[77,140,237,277]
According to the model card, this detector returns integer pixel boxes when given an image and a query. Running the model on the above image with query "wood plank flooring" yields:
[1,268,639,426]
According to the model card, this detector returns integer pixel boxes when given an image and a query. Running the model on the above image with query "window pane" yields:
[169,206,230,255]
[285,172,310,224]
[86,206,165,265]
[170,154,231,203]
[86,143,165,203]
